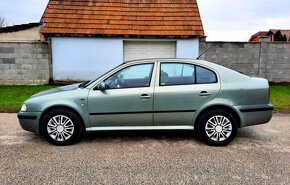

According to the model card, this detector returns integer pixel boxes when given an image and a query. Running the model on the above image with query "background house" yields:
[268,29,290,42]
[0,23,41,42]
[40,0,204,81]
[249,29,290,42]
[249,31,269,42]
[0,23,50,85]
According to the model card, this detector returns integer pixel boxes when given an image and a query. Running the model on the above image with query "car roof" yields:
[125,58,198,63]
[124,58,218,69]
[124,58,250,80]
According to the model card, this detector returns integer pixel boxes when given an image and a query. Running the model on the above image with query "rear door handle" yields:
[140,94,152,99]
[199,91,211,97]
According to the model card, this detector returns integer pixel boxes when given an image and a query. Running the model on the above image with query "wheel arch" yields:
[194,105,241,128]
[39,105,86,135]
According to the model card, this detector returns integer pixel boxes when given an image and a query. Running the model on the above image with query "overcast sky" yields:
[0,0,289,41]
[197,0,290,41]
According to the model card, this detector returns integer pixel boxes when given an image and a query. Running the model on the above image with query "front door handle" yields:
[140,94,152,99]
[199,91,211,97]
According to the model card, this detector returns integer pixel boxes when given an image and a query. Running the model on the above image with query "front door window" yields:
[104,64,154,89]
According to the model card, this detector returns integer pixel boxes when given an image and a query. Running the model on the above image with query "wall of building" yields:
[51,37,200,81]
[199,38,290,82]
[0,42,50,85]
[0,26,41,42]
[176,38,199,58]
[51,37,123,81]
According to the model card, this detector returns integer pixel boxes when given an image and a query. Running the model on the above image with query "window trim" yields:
[101,63,155,90]
[159,62,218,87]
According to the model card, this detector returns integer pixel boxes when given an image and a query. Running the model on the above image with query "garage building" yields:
[41,0,204,81]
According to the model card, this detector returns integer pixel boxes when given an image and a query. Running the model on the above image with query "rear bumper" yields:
[17,111,42,134]
[236,104,274,127]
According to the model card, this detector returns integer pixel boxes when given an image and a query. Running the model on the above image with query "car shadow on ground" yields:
[82,128,267,145]
[23,128,264,146]
[83,130,199,142]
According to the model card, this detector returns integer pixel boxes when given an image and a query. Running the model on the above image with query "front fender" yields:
[39,100,89,128]
[24,88,90,128]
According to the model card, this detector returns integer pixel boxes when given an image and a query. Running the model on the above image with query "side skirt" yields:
[86,126,194,132]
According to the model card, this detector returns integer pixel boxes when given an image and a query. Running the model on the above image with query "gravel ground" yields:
[0,113,289,185]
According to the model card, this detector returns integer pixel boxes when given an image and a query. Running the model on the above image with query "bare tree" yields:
[0,16,7,27]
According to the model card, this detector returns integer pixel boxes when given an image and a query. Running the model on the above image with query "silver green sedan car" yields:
[18,59,273,146]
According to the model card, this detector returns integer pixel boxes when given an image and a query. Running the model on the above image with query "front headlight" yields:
[20,104,27,112]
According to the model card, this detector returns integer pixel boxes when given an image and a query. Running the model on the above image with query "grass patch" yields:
[0,85,289,113]
[0,85,60,113]
[270,85,290,113]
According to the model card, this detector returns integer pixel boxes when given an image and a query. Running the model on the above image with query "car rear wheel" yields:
[197,109,238,146]
[41,108,83,146]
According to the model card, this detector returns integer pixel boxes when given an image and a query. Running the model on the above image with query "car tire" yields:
[41,108,83,146]
[197,109,238,146]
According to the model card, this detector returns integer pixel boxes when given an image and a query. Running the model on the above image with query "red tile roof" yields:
[249,31,268,42]
[41,0,204,38]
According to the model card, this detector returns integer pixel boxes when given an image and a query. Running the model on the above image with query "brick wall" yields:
[0,42,50,85]
[199,38,290,82]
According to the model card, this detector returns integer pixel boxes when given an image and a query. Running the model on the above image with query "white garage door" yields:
[124,41,176,62]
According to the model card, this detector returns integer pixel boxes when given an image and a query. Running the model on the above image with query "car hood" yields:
[31,83,81,98]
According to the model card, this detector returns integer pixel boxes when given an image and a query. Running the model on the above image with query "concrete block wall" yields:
[0,42,50,85]
[265,43,290,82]
[200,39,290,83]
[0,40,289,85]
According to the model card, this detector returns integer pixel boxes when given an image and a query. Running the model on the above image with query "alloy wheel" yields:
[205,115,232,142]
[47,115,75,142]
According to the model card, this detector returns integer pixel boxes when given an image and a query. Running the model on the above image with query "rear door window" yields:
[160,63,195,86]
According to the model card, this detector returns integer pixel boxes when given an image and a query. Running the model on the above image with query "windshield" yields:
[82,63,123,88]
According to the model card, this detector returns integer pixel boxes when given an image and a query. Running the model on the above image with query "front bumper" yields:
[236,104,274,127]
[17,111,42,134]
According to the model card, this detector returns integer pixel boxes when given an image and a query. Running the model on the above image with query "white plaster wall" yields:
[176,38,199,59]
[51,37,199,81]
[51,37,123,81]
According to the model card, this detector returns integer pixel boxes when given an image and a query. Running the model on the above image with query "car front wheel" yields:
[41,108,83,146]
[197,109,238,146]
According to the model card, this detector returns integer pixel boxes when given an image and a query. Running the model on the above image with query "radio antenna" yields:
[196,47,210,60]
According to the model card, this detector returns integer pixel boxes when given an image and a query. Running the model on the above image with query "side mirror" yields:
[97,82,106,91]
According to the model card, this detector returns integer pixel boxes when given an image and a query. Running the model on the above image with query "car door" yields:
[154,61,220,126]
[88,62,155,127]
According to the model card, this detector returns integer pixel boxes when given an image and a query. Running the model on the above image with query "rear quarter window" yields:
[196,66,217,84]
